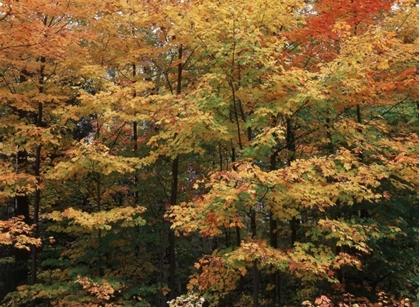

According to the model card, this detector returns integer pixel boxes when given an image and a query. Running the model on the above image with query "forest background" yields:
[0,0,418,306]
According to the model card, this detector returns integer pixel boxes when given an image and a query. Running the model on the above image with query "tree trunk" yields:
[12,152,31,301]
[132,63,139,204]
[269,152,279,305]
[168,44,183,300]
[251,209,259,307]
[168,156,178,300]
[30,102,43,307]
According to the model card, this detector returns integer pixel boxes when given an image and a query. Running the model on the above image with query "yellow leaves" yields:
[171,147,396,241]
[13,124,62,148]
[188,0,304,42]
[191,238,351,293]
[147,98,229,158]
[77,80,156,122]
[225,239,289,269]
[264,70,321,115]
[343,162,352,171]
[332,21,352,37]
[0,171,38,198]
[286,243,355,282]
[47,206,146,230]
[168,199,244,237]
[268,149,387,214]
[78,65,108,81]
[332,252,362,271]
[169,163,280,236]
[48,141,139,180]
[317,219,371,254]
[246,126,285,159]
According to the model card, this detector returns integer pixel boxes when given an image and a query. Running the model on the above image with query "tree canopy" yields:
[0,0,418,306]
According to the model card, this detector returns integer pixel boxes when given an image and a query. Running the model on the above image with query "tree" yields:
[0,0,100,304]
[167,0,418,305]
[0,0,417,306]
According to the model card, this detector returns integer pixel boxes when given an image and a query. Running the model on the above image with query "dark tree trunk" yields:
[168,156,178,300]
[132,63,139,204]
[168,44,183,300]
[14,195,31,285]
[12,172,31,301]
[286,117,298,247]
[31,52,46,305]
[269,151,279,305]
[30,104,43,307]
[251,207,258,307]
[290,218,298,247]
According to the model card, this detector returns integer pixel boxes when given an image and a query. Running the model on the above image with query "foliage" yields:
[167,293,205,307]
[0,0,417,306]
[0,216,41,250]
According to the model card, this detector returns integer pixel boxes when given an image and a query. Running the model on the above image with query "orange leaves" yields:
[297,0,392,44]
[190,238,359,292]
[170,147,395,237]
[187,253,243,300]
[0,0,95,78]
[315,19,418,109]
[0,216,41,250]
[168,161,274,237]
[168,199,245,237]
[314,295,332,307]
[0,171,38,199]
[75,275,119,302]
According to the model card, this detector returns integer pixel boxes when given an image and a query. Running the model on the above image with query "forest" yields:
[0,0,418,306]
